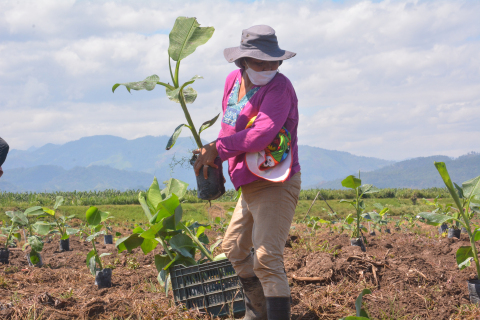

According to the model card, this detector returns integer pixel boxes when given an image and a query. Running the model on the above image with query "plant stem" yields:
[174,60,181,88]
[157,81,175,90]
[459,207,480,279]
[356,187,360,239]
[178,92,203,148]
[180,222,214,261]
[157,236,175,261]
[91,240,103,271]
[169,56,176,87]
[54,218,65,238]
[5,225,15,250]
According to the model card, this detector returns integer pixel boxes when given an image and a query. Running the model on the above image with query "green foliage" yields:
[340,173,379,239]
[418,162,480,279]
[2,207,52,266]
[82,206,110,275]
[362,203,389,232]
[0,187,453,208]
[339,289,372,320]
[112,17,216,150]
[116,177,225,294]
[40,196,78,240]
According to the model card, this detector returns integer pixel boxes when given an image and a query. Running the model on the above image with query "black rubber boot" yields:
[266,297,291,320]
[239,276,267,320]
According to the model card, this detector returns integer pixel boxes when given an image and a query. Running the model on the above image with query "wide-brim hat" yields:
[224,25,296,68]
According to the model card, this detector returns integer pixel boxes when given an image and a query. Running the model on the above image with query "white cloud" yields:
[0,0,479,161]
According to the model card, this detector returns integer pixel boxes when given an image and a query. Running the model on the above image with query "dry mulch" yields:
[286,226,480,319]
[1,224,480,319]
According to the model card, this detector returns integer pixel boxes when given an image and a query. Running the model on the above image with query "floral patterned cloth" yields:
[222,79,261,127]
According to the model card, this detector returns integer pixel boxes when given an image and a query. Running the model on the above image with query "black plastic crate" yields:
[171,259,245,317]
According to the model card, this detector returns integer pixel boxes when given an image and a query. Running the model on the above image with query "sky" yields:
[0,0,479,161]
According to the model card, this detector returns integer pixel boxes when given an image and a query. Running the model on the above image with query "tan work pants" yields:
[222,172,301,297]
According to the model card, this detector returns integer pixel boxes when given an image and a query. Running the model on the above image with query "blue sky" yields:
[1,0,479,161]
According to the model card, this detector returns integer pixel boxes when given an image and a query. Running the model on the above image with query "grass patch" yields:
[0,198,448,224]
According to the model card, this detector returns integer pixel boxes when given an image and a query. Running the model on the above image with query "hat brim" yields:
[224,46,296,66]
[245,150,292,183]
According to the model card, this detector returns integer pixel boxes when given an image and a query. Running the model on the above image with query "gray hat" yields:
[224,25,296,68]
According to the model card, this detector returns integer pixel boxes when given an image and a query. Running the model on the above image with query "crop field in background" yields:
[0,197,451,226]
[0,187,451,207]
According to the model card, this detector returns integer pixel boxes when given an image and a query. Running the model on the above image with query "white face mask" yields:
[245,62,278,86]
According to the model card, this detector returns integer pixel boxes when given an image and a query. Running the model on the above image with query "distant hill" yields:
[4,135,196,173]
[298,145,394,185]
[0,165,154,192]
[1,135,394,191]
[317,153,480,189]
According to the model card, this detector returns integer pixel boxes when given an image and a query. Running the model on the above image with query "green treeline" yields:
[0,187,450,207]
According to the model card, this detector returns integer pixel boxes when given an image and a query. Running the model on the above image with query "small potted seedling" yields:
[363,204,388,235]
[101,212,120,244]
[423,196,458,237]
[6,207,50,267]
[401,213,419,231]
[306,216,332,235]
[340,173,380,252]
[1,219,21,264]
[112,17,224,200]
[418,162,480,303]
[42,196,79,251]
[84,206,112,288]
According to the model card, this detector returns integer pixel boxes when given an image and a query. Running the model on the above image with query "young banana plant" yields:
[115,177,225,294]
[42,196,79,240]
[84,206,112,275]
[340,173,380,239]
[418,162,480,278]
[6,207,50,266]
[112,16,218,151]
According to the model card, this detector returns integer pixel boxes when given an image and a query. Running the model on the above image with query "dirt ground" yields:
[1,223,480,319]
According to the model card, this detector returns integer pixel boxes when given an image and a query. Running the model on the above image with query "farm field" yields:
[1,217,480,319]
[1,179,479,320]
[0,198,449,225]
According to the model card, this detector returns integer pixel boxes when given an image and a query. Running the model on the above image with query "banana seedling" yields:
[6,207,50,266]
[340,173,380,240]
[115,177,225,294]
[418,162,480,278]
[84,206,112,276]
[422,196,457,230]
[362,203,389,233]
[1,219,21,250]
[112,16,217,151]
[42,196,79,241]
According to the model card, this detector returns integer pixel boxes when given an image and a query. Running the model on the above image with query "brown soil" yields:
[286,226,480,319]
[1,224,480,319]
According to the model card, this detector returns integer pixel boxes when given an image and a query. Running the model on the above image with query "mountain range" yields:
[0,135,477,192]
[316,152,480,189]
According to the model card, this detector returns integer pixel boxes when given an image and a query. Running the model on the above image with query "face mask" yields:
[245,62,278,86]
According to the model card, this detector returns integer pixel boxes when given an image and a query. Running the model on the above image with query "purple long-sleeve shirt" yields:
[216,69,300,190]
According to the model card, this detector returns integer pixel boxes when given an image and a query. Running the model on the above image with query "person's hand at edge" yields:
[193,141,219,179]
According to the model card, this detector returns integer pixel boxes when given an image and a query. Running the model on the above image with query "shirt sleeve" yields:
[216,79,290,161]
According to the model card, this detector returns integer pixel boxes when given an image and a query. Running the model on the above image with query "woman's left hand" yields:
[193,141,219,179]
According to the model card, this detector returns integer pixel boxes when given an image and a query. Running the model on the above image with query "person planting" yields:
[193,25,300,320]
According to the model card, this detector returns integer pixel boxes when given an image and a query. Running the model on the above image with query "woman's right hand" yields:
[192,141,219,179]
